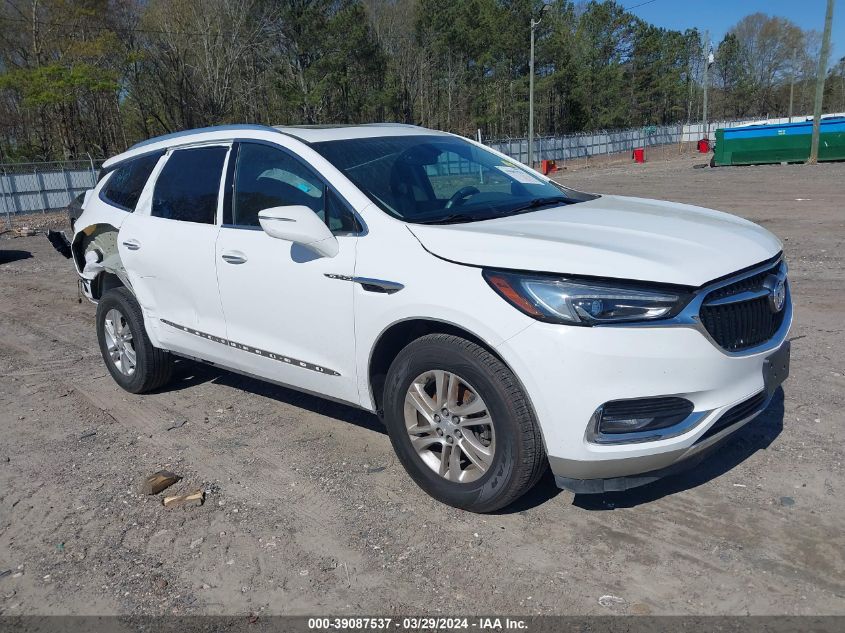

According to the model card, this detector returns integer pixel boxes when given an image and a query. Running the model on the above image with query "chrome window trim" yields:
[602,256,791,358]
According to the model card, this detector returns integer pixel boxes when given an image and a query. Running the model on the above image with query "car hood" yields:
[407,195,782,287]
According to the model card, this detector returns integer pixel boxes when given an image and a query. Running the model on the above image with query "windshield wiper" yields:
[503,196,572,216]
[415,196,572,225]
[415,213,484,225]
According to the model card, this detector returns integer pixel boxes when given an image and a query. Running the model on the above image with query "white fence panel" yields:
[489,112,845,165]
[1,161,102,225]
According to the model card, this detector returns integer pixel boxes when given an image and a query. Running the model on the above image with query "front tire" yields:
[96,287,173,394]
[383,334,546,512]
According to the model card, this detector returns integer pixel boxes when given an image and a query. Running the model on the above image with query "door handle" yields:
[221,251,247,265]
[122,239,141,251]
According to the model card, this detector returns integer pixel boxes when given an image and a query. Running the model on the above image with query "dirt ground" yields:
[0,154,843,617]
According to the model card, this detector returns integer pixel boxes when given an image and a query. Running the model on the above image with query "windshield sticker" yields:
[495,165,543,185]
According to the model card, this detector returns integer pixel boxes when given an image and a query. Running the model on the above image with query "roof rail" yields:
[361,123,423,128]
[128,124,281,151]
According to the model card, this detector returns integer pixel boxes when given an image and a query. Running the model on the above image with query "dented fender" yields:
[67,219,159,354]
[71,223,134,303]
[64,200,135,304]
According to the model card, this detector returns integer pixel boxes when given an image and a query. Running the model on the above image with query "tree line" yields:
[0,0,841,162]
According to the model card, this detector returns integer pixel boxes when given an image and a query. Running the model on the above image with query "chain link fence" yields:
[488,121,717,166]
[488,126,672,166]
[1,158,103,228]
[487,113,845,166]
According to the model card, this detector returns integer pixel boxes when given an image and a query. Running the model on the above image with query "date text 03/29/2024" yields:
[307,617,528,631]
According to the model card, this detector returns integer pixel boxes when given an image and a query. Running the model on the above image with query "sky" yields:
[624,0,844,63]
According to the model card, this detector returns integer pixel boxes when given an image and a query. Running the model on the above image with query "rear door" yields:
[118,143,232,363]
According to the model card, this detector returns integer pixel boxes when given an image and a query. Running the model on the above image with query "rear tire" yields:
[382,333,546,512]
[96,287,173,394]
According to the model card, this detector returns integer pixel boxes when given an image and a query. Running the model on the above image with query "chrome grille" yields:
[699,261,786,352]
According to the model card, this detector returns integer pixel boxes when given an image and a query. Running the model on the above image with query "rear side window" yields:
[100,152,163,211]
[152,146,228,224]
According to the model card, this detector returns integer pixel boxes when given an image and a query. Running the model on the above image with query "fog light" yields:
[598,397,694,434]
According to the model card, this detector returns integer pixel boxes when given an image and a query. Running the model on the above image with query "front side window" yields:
[152,146,228,224]
[313,135,595,224]
[101,151,163,211]
[230,143,324,227]
[227,142,358,233]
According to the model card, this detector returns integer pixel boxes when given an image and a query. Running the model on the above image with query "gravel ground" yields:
[0,155,843,617]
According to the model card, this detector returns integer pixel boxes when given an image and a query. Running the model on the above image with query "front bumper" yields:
[495,294,791,492]
[552,387,777,493]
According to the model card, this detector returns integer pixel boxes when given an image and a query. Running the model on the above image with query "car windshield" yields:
[312,134,594,224]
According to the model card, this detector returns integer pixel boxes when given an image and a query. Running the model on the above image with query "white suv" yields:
[68,123,791,512]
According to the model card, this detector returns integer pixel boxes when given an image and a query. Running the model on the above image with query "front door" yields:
[214,141,360,404]
[119,144,232,364]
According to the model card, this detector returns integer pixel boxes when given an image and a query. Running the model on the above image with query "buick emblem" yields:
[769,278,786,313]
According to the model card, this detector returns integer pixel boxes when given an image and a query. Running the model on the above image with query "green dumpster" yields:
[712,117,845,166]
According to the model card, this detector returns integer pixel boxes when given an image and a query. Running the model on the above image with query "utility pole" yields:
[809,0,835,164]
[702,31,712,144]
[788,49,797,122]
[528,3,550,169]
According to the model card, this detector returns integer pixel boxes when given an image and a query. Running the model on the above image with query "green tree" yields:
[0,0,126,159]
[571,1,636,129]
[714,32,754,118]
[825,57,845,113]
[0,0,831,160]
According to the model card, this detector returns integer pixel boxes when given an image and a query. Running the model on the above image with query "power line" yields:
[625,0,660,10]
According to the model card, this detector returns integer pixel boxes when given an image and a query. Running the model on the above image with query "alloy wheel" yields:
[403,370,496,483]
[103,308,136,376]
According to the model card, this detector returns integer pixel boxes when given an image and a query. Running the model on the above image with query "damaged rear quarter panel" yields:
[71,202,134,300]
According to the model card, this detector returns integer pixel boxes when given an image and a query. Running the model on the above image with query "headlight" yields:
[483,269,689,325]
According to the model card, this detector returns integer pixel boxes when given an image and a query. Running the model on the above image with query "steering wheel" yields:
[445,186,480,209]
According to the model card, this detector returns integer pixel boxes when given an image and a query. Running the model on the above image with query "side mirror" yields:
[258,205,339,258]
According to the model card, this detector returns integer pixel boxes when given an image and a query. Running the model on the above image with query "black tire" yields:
[96,287,173,394]
[383,333,546,512]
